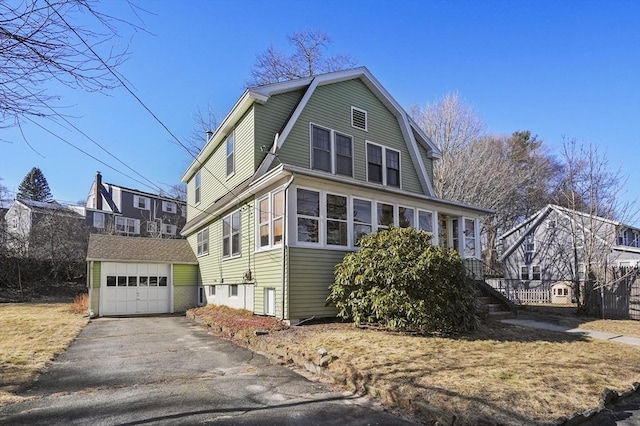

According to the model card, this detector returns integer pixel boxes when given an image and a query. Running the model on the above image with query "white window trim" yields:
[229,284,239,298]
[352,197,373,246]
[531,265,541,281]
[197,227,209,256]
[256,189,285,252]
[295,187,322,247]
[398,205,416,228]
[463,216,480,259]
[226,131,235,179]
[162,201,177,214]
[524,234,536,253]
[115,217,140,235]
[365,141,402,188]
[417,209,434,234]
[325,191,349,248]
[133,195,150,210]
[351,106,368,131]
[93,212,105,228]
[222,209,241,259]
[194,171,201,205]
[309,123,354,178]
[375,201,396,232]
[519,265,530,281]
[163,223,177,235]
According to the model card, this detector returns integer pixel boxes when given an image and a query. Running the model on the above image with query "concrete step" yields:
[487,310,515,320]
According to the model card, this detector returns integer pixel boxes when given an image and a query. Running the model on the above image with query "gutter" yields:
[281,173,296,321]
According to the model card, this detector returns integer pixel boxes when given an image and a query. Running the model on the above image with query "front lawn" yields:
[191,305,640,425]
[0,301,88,405]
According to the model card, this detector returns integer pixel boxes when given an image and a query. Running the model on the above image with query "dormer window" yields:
[351,107,367,131]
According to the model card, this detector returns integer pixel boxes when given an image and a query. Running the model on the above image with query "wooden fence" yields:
[588,275,640,320]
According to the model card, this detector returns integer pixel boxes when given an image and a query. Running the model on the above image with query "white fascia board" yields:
[282,164,493,215]
[408,117,442,159]
[498,207,552,262]
[397,113,434,196]
[499,205,551,240]
[181,90,269,183]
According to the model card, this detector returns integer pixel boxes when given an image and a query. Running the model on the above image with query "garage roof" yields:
[87,234,198,264]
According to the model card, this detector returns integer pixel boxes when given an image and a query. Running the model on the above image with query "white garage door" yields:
[101,263,171,315]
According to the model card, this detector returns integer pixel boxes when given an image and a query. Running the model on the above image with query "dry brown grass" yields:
[0,303,88,405]
[254,320,640,425]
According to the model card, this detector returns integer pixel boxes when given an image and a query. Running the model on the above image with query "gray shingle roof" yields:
[87,234,197,264]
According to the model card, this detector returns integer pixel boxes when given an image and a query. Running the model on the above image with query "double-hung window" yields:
[194,171,201,205]
[524,234,535,253]
[163,224,177,235]
[258,190,284,249]
[353,198,372,245]
[532,265,541,280]
[226,132,235,177]
[326,194,348,246]
[297,189,320,243]
[197,227,209,256]
[366,142,400,187]
[222,210,241,258]
[133,195,150,210]
[162,201,177,213]
[520,265,530,280]
[115,217,139,235]
[311,124,353,177]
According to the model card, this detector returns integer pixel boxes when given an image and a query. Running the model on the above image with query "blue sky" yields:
[1,0,638,223]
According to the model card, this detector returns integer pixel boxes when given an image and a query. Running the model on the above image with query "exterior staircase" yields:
[464,259,518,321]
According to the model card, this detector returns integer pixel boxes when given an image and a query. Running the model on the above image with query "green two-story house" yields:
[181,67,492,323]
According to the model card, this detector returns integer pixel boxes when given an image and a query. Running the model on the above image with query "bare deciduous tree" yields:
[0,0,141,128]
[411,94,561,269]
[548,138,638,314]
[247,30,356,86]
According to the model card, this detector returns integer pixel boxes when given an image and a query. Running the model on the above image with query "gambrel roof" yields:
[181,67,442,197]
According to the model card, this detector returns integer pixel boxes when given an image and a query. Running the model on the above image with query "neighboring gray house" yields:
[85,172,186,238]
[3,198,86,257]
[498,204,640,316]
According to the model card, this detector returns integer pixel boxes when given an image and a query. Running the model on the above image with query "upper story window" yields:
[162,201,177,214]
[163,224,177,235]
[226,132,235,177]
[524,234,535,253]
[195,171,201,205]
[366,142,400,188]
[222,210,241,258]
[133,195,150,210]
[197,227,209,256]
[115,217,140,235]
[258,190,284,249]
[351,107,367,131]
[93,212,105,228]
[310,124,353,178]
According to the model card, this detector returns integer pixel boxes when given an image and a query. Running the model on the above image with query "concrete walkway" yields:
[501,318,640,348]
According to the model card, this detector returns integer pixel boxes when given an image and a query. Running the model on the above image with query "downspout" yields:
[281,173,295,321]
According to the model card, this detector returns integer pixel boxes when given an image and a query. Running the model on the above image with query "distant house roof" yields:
[17,198,85,218]
[103,182,186,205]
[86,234,197,264]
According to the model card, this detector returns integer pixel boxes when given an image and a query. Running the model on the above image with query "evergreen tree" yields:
[18,167,52,201]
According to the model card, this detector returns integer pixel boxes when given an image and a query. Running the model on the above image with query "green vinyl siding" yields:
[288,247,345,319]
[90,261,101,314]
[278,79,424,195]
[186,108,255,219]
[252,249,285,316]
[254,90,304,169]
[173,264,199,286]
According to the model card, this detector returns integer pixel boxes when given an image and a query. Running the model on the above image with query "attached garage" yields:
[87,234,199,317]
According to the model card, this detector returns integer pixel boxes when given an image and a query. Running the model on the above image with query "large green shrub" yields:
[327,227,478,333]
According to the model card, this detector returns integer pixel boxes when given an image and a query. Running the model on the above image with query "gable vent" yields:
[351,107,367,131]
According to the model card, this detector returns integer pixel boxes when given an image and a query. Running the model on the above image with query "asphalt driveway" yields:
[0,316,413,425]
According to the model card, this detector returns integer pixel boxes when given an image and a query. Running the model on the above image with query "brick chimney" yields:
[95,171,103,210]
